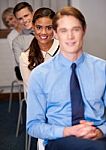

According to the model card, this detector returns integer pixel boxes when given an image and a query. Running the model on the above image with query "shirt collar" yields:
[58,52,85,68]
[21,28,34,35]
[46,39,59,56]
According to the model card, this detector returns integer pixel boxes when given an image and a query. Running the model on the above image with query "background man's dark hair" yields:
[13,2,33,17]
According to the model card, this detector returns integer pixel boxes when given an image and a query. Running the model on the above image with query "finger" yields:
[76,125,96,138]
[80,120,94,126]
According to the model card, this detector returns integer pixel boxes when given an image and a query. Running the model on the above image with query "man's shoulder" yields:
[20,49,29,59]
[12,34,34,51]
[13,33,34,43]
[20,49,29,65]
[32,55,57,75]
[84,53,106,68]
[85,53,106,63]
[38,56,55,69]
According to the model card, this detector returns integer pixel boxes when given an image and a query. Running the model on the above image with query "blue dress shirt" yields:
[27,52,106,145]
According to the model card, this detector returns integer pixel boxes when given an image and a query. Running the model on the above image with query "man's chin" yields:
[24,26,32,30]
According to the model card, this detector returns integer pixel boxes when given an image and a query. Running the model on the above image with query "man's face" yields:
[54,15,85,59]
[15,7,33,30]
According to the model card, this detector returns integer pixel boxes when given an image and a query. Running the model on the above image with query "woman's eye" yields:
[47,25,53,30]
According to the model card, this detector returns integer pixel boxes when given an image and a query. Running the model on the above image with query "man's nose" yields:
[67,31,74,39]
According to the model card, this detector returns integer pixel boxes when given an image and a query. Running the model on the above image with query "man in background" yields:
[12,2,34,80]
[13,2,37,150]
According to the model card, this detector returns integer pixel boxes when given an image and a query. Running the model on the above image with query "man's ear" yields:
[83,27,87,36]
[53,30,58,40]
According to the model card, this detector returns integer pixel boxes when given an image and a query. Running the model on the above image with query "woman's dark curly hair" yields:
[28,7,55,70]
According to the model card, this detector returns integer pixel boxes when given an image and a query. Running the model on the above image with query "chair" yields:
[15,85,27,137]
[26,134,44,150]
[13,80,44,150]
[38,139,44,150]
[8,79,23,112]
[16,101,44,150]
[8,79,25,137]
[16,98,26,137]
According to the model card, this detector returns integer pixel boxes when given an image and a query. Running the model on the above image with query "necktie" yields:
[70,63,84,125]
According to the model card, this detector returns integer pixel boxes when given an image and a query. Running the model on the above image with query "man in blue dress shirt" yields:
[26,6,106,150]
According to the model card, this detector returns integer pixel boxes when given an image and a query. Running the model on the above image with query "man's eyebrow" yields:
[59,28,67,30]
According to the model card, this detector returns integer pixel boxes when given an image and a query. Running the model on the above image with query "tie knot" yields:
[71,63,76,70]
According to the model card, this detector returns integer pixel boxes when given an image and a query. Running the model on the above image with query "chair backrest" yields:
[38,139,44,150]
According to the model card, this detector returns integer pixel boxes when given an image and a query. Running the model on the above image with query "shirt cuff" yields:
[97,124,106,136]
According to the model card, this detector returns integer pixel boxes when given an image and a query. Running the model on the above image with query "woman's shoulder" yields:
[20,49,30,63]
[21,49,29,57]
[7,29,19,41]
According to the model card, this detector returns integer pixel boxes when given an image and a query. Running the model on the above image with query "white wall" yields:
[0,39,16,89]
[72,0,106,60]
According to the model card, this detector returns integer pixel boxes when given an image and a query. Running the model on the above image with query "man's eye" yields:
[36,25,42,29]
[18,18,22,21]
[73,27,81,32]
[61,30,67,33]
[24,14,29,18]
[74,28,80,31]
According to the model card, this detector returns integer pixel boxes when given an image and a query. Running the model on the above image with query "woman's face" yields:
[5,14,18,29]
[33,17,53,45]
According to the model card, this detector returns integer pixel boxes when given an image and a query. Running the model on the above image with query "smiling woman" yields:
[19,7,59,150]
[2,7,18,29]
[19,7,59,93]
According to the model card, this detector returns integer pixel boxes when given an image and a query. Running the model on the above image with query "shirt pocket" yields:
[46,88,71,111]
[83,84,105,115]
